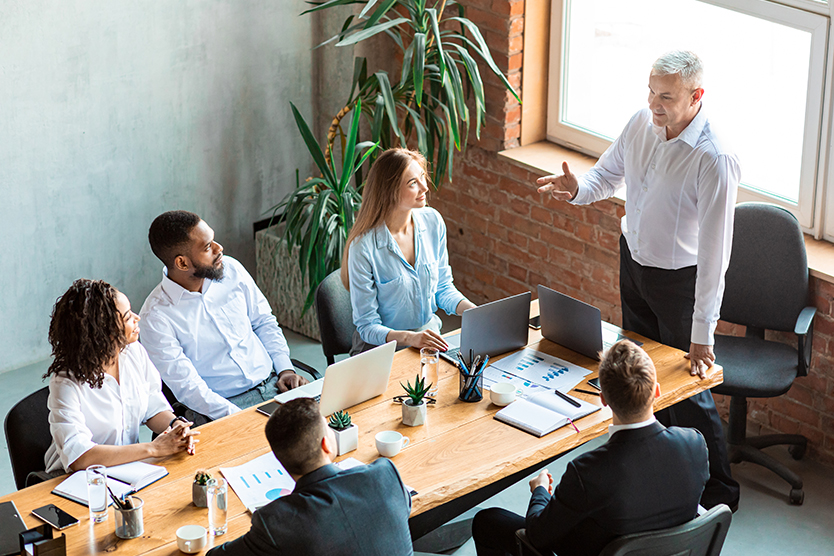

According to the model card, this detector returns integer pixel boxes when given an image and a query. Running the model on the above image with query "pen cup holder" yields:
[458,369,484,403]
[114,496,144,539]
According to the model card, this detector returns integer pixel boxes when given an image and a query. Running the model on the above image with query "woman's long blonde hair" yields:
[341,148,429,289]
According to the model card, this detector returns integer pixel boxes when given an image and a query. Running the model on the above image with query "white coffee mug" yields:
[489,382,517,406]
[375,430,410,457]
[176,524,208,554]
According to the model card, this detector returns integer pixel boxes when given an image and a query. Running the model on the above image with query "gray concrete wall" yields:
[0,1,352,372]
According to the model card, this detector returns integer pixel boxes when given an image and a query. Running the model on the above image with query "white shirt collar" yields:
[608,415,657,438]
[651,103,707,147]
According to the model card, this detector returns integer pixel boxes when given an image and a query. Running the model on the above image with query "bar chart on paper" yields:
[220,453,296,513]
[486,348,591,397]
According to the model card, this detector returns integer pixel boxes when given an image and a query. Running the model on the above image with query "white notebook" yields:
[495,391,600,437]
[52,462,168,507]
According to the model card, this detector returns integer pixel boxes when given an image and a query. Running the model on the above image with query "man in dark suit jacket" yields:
[207,398,413,556]
[472,340,709,556]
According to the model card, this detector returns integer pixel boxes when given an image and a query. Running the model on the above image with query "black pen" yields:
[574,388,600,397]
[554,388,581,408]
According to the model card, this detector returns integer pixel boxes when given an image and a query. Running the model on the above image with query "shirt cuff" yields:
[691,320,716,346]
[271,354,293,373]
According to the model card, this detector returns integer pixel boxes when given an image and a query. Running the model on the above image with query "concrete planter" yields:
[402,400,427,426]
[192,483,209,508]
[255,225,321,341]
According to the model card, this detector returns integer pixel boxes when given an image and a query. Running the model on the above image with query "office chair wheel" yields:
[788,443,806,460]
[789,488,804,506]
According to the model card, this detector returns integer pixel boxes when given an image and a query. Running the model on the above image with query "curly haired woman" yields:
[44,279,199,473]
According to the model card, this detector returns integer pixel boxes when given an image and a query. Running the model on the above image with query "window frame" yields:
[545,0,830,232]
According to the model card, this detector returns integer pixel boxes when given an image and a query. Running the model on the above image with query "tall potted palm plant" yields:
[257,0,518,335]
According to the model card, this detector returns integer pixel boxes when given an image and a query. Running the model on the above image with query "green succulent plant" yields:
[401,374,432,406]
[194,470,212,486]
[329,410,353,431]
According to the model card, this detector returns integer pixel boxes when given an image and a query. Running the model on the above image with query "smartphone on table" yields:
[31,504,79,530]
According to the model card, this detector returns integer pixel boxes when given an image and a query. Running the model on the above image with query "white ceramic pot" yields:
[402,400,427,426]
[332,424,359,455]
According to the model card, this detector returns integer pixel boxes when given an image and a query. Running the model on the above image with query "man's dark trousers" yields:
[619,235,739,509]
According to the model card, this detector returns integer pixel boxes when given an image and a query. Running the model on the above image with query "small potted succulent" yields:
[192,470,212,507]
[328,410,358,456]
[400,374,431,427]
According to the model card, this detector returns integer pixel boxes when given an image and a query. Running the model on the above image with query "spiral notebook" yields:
[495,390,600,437]
[51,461,168,507]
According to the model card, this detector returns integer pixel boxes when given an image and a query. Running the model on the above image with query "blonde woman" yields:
[342,148,475,355]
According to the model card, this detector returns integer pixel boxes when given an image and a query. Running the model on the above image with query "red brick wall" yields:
[433,0,834,468]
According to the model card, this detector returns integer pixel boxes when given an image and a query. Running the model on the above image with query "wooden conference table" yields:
[1,310,722,555]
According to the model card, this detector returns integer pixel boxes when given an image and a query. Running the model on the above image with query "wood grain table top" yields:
[1,310,721,555]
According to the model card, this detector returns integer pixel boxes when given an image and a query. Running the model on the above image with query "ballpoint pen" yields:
[554,388,581,408]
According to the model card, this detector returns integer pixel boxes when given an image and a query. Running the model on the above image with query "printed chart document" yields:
[221,455,380,513]
[52,462,168,507]
[495,391,601,437]
[484,348,592,398]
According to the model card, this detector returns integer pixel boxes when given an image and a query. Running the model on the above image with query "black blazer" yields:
[207,458,413,556]
[526,422,709,556]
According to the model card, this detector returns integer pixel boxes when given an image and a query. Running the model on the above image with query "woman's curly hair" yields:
[44,279,127,389]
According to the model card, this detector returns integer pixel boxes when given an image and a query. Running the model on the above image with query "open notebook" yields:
[495,391,601,437]
[52,461,168,507]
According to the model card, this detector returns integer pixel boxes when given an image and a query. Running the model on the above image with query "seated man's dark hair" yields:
[148,210,202,267]
[45,279,125,389]
[265,398,325,476]
[598,340,656,421]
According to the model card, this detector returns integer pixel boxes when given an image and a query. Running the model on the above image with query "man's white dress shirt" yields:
[571,106,740,345]
[44,342,172,473]
[139,256,292,420]
[608,415,657,438]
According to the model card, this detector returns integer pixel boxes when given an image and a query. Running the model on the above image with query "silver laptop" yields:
[440,291,532,366]
[537,285,636,359]
[274,340,396,416]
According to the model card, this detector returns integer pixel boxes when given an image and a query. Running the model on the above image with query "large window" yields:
[547,0,830,230]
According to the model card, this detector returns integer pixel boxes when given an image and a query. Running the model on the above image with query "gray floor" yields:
[3,322,834,554]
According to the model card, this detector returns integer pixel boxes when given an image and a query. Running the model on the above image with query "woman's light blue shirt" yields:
[348,207,467,346]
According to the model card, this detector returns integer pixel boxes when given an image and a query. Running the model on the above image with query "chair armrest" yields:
[291,359,323,381]
[795,307,816,377]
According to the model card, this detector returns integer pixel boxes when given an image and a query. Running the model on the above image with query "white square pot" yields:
[402,400,427,426]
[332,424,358,455]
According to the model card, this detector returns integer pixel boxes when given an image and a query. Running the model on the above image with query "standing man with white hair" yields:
[536,50,740,510]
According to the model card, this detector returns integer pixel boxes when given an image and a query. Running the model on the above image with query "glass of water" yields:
[420,347,439,397]
[85,465,108,523]
[207,478,228,536]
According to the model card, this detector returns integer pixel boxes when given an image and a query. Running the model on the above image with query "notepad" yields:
[51,462,168,507]
[495,390,600,437]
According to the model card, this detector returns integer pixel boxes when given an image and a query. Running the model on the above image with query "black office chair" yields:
[4,386,54,490]
[315,269,355,365]
[515,504,732,556]
[713,202,815,505]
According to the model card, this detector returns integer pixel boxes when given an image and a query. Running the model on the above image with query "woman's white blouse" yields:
[44,342,172,473]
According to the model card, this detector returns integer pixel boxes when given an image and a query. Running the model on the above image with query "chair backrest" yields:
[4,386,52,490]
[315,269,355,365]
[721,202,808,332]
[598,504,732,556]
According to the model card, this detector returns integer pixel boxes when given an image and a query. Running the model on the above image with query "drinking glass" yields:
[85,465,108,523]
[207,478,228,536]
[420,347,439,397]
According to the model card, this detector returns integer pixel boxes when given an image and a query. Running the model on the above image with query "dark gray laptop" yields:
[538,285,636,360]
[440,291,532,366]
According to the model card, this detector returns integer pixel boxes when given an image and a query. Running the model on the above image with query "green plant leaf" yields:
[337,17,408,47]
[290,102,335,185]
[340,99,363,193]
[358,0,379,19]
[350,57,368,101]
[363,0,398,28]
[402,104,427,153]
[426,8,446,78]
[375,72,404,144]
[448,17,521,103]
[412,32,426,107]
